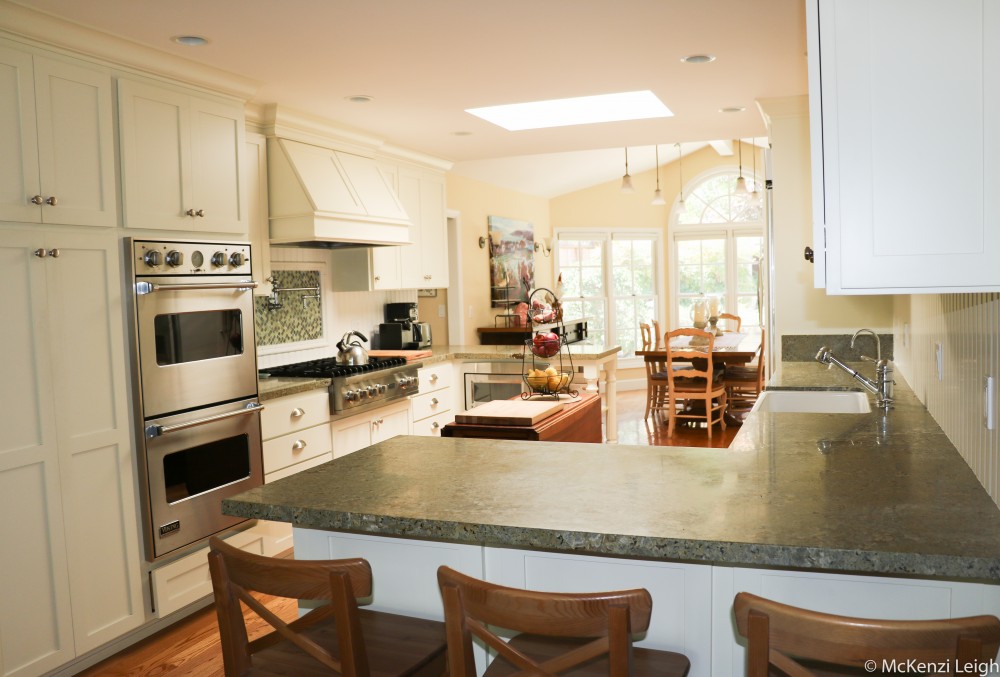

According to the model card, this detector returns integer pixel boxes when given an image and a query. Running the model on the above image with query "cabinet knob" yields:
[291,439,307,451]
[424,274,431,280]
[431,397,439,405]
[291,407,305,418]
[48,248,60,258]
[34,248,47,258]
[30,195,43,205]
[45,196,58,206]
[429,373,438,382]
[432,422,440,429]
[804,246,814,263]
[196,209,205,217]
[186,209,195,217]
[374,276,381,282]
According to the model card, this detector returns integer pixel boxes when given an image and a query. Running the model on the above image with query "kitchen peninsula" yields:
[227,363,1000,674]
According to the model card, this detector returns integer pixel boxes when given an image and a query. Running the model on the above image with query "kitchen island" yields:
[226,362,1000,674]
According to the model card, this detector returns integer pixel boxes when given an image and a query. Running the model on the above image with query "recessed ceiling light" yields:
[345,95,373,104]
[171,35,209,46]
[681,54,716,64]
[466,90,672,132]
[719,106,747,113]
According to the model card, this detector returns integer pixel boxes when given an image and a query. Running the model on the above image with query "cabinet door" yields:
[245,132,272,295]
[45,233,144,652]
[398,168,448,289]
[332,416,374,458]
[0,45,42,224]
[189,95,246,234]
[118,78,191,230]
[0,232,75,677]
[373,405,410,443]
[371,245,402,289]
[814,0,1000,292]
[33,55,116,227]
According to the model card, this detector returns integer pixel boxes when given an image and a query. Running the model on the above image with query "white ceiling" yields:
[6,0,808,197]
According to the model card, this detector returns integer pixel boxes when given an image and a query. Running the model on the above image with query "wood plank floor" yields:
[78,389,739,676]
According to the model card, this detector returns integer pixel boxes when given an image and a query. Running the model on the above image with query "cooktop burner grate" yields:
[264,356,409,379]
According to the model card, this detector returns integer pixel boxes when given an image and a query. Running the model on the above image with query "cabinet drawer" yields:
[260,389,329,439]
[413,410,455,437]
[263,423,332,476]
[418,364,452,393]
[411,388,453,422]
[265,451,332,484]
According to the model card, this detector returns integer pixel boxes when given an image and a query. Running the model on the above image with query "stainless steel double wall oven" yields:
[124,238,263,562]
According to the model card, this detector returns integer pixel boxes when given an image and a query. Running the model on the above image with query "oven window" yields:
[162,434,251,503]
[154,310,243,365]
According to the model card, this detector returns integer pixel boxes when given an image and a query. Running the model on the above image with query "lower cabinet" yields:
[410,362,456,437]
[331,399,410,458]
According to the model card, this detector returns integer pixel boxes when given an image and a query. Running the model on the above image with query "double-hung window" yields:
[554,231,661,361]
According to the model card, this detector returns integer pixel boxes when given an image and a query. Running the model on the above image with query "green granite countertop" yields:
[231,361,1000,581]
[257,341,621,401]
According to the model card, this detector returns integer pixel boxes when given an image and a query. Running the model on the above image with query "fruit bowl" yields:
[526,374,549,390]
[530,331,560,358]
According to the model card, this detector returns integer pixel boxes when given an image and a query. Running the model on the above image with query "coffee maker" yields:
[380,302,432,349]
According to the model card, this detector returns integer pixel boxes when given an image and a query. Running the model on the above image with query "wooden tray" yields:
[368,349,434,361]
[454,400,564,426]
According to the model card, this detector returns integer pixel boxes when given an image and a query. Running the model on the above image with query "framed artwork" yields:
[487,215,534,308]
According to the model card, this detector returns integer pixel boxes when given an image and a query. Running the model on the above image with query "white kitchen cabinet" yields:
[260,389,332,483]
[807,0,1000,293]
[0,231,144,676]
[410,362,456,436]
[331,400,411,458]
[0,41,117,227]
[398,167,448,289]
[245,131,272,296]
[118,78,246,234]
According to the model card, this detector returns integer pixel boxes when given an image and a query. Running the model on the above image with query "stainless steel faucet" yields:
[815,330,894,409]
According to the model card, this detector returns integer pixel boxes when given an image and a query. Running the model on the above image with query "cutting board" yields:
[368,349,434,361]
[454,399,564,426]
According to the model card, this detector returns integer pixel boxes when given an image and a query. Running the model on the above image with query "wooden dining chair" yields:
[718,313,742,332]
[734,592,1000,676]
[665,328,727,440]
[207,536,447,677]
[437,566,690,677]
[724,329,765,414]
[640,322,669,420]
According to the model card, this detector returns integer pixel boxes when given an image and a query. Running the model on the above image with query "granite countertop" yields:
[257,341,622,401]
[231,361,1000,581]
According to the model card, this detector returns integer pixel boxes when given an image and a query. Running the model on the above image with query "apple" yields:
[531,331,560,358]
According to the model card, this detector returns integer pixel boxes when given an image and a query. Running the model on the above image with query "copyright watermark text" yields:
[864,659,1000,675]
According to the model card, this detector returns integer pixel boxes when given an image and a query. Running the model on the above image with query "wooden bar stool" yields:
[437,565,690,677]
[208,537,447,677]
[734,592,1000,676]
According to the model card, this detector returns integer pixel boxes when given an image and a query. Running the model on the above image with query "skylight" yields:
[466,90,673,131]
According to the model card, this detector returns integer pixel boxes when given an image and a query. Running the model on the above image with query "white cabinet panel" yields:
[0,44,41,224]
[263,423,332,476]
[411,410,454,437]
[260,389,330,438]
[332,400,410,457]
[410,389,452,422]
[809,0,1000,292]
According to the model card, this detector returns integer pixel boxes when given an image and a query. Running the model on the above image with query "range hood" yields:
[267,138,412,248]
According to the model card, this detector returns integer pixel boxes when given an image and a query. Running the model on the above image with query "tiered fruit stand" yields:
[521,288,579,400]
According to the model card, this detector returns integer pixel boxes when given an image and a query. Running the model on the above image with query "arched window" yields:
[670,168,765,332]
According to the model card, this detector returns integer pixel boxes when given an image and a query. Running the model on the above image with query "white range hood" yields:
[267,137,412,248]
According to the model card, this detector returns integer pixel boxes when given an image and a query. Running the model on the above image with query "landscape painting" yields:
[487,215,534,308]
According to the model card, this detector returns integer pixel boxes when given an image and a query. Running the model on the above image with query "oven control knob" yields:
[165,250,184,267]
[366,385,378,397]
[211,251,228,267]
[377,384,388,394]
[344,389,357,402]
[229,252,246,267]
[143,250,162,267]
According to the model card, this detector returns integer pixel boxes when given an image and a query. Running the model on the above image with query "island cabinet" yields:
[331,399,411,457]
[0,40,117,228]
[0,231,144,676]
[117,77,246,234]
[807,0,1000,293]
[410,363,456,437]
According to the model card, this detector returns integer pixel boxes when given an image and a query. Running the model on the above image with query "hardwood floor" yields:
[78,389,738,676]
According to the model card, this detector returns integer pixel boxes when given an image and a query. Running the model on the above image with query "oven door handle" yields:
[145,402,265,438]
[135,280,258,295]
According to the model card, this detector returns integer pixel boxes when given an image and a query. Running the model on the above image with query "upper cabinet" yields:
[808,0,1000,293]
[118,78,247,234]
[0,41,117,227]
[398,167,448,289]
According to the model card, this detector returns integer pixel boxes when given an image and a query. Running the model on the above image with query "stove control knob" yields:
[229,251,246,267]
[344,390,357,402]
[165,250,184,267]
[377,384,388,394]
[143,250,162,267]
[366,385,378,397]
[211,251,228,267]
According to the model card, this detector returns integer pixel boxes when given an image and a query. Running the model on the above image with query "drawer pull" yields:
[291,408,305,418]
[429,373,439,382]
[292,439,307,452]
[431,397,439,406]
[432,421,440,429]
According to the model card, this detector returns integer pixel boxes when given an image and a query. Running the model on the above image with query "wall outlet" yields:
[935,342,944,381]
[438,303,446,318]
[986,376,995,431]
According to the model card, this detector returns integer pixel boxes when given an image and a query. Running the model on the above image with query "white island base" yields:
[294,528,1000,676]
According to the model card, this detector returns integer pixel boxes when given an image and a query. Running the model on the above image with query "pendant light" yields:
[620,147,634,193]
[735,140,748,195]
[749,138,762,208]
[651,145,665,205]
[673,142,686,217]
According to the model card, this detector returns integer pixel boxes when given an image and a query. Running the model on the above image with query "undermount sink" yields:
[755,390,872,414]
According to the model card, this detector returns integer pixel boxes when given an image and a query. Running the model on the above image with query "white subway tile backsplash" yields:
[894,293,1000,506]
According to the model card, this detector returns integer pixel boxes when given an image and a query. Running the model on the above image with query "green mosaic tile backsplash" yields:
[254,270,323,345]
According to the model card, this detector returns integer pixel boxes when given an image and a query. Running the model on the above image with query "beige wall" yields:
[759,96,892,362]
[445,173,552,346]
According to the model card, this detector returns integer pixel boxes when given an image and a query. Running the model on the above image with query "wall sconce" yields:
[478,236,487,249]
[534,237,552,257]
